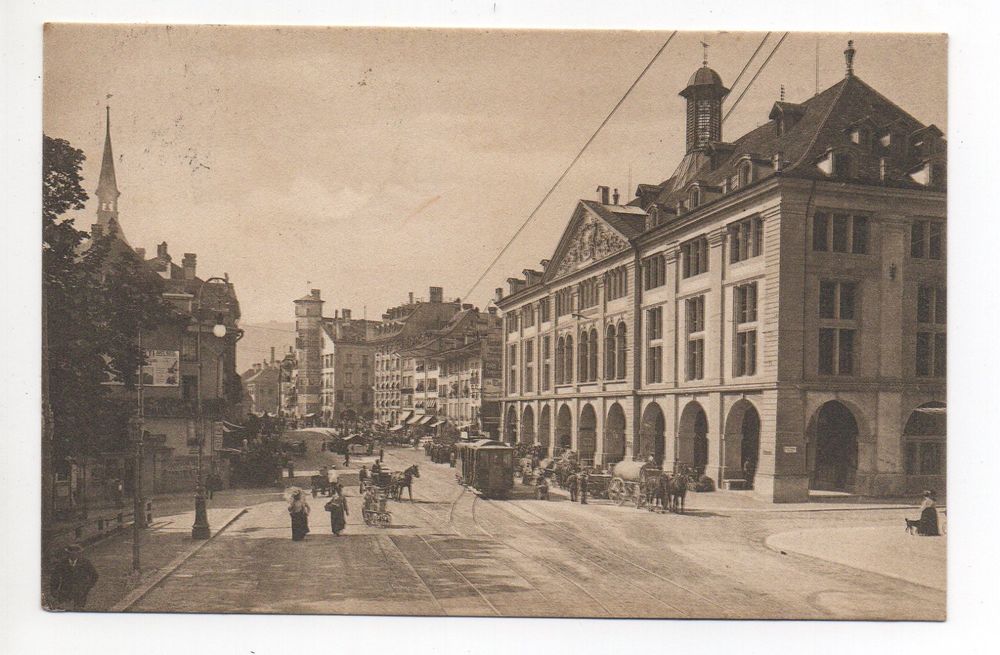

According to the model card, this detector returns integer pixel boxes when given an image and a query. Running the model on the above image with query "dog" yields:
[904,518,921,535]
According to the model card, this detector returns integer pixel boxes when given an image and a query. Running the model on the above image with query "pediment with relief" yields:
[550,210,630,279]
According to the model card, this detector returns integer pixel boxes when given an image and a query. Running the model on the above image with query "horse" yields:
[390,464,420,501]
[666,468,689,513]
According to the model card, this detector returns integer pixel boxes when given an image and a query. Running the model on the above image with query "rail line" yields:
[414,533,502,616]
[375,535,451,616]
[500,500,729,613]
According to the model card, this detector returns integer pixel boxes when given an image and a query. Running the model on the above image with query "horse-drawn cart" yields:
[585,472,612,499]
[607,460,662,508]
[361,469,393,527]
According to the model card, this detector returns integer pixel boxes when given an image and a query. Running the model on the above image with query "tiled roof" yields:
[579,200,647,238]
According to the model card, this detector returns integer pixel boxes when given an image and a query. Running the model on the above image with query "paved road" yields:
[130,446,944,619]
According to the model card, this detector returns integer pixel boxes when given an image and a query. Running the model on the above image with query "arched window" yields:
[565,336,574,385]
[578,331,589,382]
[555,337,565,385]
[605,324,617,378]
[616,322,627,380]
[589,328,599,381]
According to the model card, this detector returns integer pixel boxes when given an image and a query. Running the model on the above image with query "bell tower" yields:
[95,106,122,236]
[679,45,730,153]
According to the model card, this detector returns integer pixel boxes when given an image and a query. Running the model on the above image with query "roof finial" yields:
[780,84,785,102]
[844,39,856,77]
[701,41,709,67]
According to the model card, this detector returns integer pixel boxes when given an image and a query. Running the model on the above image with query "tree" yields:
[43,135,174,467]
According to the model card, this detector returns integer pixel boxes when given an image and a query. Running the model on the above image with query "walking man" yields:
[49,544,98,610]
[567,471,578,502]
[344,450,351,467]
[579,470,589,505]
[358,465,368,494]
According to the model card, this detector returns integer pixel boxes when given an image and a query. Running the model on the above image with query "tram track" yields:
[512,501,730,612]
[469,494,617,617]
[413,533,502,616]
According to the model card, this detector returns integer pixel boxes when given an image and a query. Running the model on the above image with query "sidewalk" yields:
[45,487,283,612]
[766,525,947,591]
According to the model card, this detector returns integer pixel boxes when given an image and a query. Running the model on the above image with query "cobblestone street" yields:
[128,447,945,619]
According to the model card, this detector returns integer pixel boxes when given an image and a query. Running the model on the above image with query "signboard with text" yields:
[103,348,180,387]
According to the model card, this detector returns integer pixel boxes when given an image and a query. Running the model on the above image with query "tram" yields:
[454,439,515,499]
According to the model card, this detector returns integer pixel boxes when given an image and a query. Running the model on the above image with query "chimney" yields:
[540,259,550,270]
[157,242,170,261]
[494,287,504,302]
[271,347,276,364]
[462,303,473,310]
[408,292,414,305]
[596,185,610,204]
[487,306,498,315]
[612,188,620,204]
[182,253,197,280]
[429,286,443,303]
[134,247,145,259]
[772,153,784,172]
[342,309,351,320]
[334,309,339,319]
[310,288,321,300]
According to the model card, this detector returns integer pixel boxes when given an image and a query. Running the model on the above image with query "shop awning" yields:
[428,418,442,427]
[389,425,404,432]
[419,415,435,425]
[405,414,422,425]
[399,411,414,423]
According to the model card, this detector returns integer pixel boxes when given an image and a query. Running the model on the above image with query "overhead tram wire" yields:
[725,32,772,105]
[462,31,678,301]
[722,31,789,125]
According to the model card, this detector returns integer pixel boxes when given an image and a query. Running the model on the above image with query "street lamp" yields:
[192,277,230,540]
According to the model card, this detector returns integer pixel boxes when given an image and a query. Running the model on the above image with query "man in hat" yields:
[49,544,99,610]
[918,490,941,536]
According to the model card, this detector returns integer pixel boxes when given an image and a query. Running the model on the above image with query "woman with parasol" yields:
[285,486,311,541]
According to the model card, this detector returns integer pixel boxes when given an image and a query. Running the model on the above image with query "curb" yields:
[110,507,249,612]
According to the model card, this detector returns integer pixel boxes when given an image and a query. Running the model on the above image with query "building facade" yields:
[371,287,463,425]
[498,45,945,502]
[92,109,244,495]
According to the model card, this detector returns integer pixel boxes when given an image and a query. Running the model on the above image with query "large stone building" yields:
[370,288,463,425]
[497,44,945,502]
[243,349,282,416]
[92,109,244,494]
[293,290,376,423]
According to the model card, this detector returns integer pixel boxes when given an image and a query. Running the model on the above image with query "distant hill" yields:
[237,321,295,373]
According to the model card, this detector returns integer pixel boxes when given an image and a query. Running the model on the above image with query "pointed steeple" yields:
[95,106,121,236]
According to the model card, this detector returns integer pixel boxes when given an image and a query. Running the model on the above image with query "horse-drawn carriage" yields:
[361,469,394,527]
[608,461,689,512]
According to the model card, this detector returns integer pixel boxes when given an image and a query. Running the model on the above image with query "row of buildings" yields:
[243,286,504,437]
[495,43,946,502]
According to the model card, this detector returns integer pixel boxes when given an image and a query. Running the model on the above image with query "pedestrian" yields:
[326,467,339,497]
[917,490,941,536]
[358,465,368,494]
[325,489,349,536]
[344,450,351,467]
[48,544,98,610]
[567,472,578,502]
[287,488,310,541]
[287,459,295,479]
[579,470,589,504]
[379,447,385,462]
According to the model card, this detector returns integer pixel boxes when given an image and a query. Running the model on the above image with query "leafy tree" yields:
[43,135,174,464]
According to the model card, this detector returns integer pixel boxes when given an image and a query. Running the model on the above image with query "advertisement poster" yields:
[103,348,180,386]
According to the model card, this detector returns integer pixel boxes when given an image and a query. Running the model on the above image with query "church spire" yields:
[95,106,121,234]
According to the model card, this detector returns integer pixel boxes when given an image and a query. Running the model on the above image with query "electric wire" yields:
[722,32,789,125]
[725,32,772,107]
[463,31,678,301]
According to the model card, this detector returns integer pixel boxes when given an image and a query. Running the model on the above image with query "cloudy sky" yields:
[44,26,946,328]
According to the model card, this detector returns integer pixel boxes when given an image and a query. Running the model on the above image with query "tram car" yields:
[454,439,515,499]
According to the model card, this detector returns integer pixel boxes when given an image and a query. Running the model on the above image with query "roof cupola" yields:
[679,43,730,153]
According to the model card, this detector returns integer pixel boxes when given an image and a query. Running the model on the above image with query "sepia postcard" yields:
[40,24,946,622]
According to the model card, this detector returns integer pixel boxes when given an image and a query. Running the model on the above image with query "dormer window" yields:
[721,177,730,194]
[817,149,856,178]
[850,127,869,147]
[689,186,701,209]
[738,161,752,188]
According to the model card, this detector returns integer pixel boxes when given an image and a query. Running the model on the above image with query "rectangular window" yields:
[541,336,551,391]
[522,306,535,328]
[819,281,836,319]
[832,214,850,252]
[818,328,836,375]
[540,297,551,323]
[911,220,945,260]
[647,346,663,383]
[686,296,705,333]
[819,280,857,320]
[813,213,829,251]
[818,328,855,376]
[647,307,663,340]
[917,285,933,323]
[735,330,757,377]
[507,344,517,393]
[524,340,534,393]
[734,282,758,324]
[729,216,764,263]
[851,216,869,254]
[605,266,629,301]
[686,339,704,381]
[555,288,573,317]
[681,237,709,278]
[642,254,666,290]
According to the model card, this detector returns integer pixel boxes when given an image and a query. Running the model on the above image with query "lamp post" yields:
[130,326,146,570]
[192,277,230,540]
